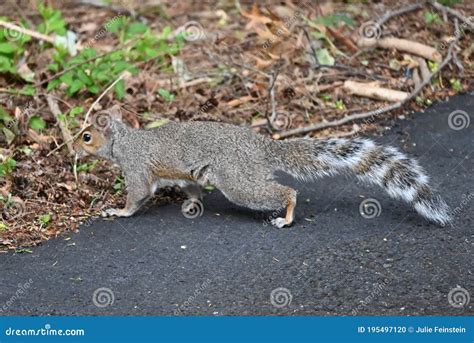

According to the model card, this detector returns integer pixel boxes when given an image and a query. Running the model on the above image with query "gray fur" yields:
[84,119,451,226]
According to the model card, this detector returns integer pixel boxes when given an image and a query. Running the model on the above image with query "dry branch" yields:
[343,81,409,102]
[275,24,460,139]
[358,37,442,62]
[430,1,474,32]
[46,95,74,155]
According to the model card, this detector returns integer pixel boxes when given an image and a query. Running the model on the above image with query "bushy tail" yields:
[271,137,451,226]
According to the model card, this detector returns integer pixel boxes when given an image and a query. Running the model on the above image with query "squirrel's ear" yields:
[108,105,123,122]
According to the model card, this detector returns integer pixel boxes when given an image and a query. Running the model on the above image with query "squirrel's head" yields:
[73,105,125,160]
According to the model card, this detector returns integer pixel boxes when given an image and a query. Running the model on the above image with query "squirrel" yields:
[73,105,451,228]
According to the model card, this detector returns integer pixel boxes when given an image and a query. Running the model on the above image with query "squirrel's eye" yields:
[82,132,92,144]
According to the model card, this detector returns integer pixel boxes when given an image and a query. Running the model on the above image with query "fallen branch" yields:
[343,81,409,102]
[274,23,459,139]
[358,37,442,62]
[430,0,474,32]
[326,26,359,53]
[375,3,425,27]
[0,19,55,44]
[414,56,431,82]
[46,95,74,155]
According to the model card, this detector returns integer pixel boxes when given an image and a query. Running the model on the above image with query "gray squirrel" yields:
[73,105,451,228]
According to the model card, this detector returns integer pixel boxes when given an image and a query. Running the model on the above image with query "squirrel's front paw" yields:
[101,208,126,218]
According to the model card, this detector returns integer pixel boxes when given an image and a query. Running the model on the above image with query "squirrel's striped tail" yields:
[272,137,451,226]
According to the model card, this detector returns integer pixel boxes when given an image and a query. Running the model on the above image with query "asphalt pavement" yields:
[1,94,472,316]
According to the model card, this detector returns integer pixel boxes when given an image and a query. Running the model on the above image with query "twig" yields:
[375,3,425,28]
[275,21,459,139]
[0,19,55,44]
[266,68,280,128]
[81,72,131,131]
[35,50,117,87]
[429,0,474,31]
[46,95,74,155]
[358,37,442,62]
[46,71,130,157]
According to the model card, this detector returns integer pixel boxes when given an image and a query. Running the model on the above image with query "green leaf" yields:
[157,88,174,102]
[28,116,46,131]
[145,118,169,129]
[39,213,52,225]
[313,14,355,27]
[47,78,61,91]
[87,85,99,94]
[316,48,335,66]
[68,79,84,95]
[0,42,16,54]
[69,106,84,117]
[114,79,125,99]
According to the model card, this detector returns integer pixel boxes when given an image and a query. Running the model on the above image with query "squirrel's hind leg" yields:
[215,176,297,228]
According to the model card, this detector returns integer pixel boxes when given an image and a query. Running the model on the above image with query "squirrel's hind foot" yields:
[101,208,134,218]
[271,217,293,228]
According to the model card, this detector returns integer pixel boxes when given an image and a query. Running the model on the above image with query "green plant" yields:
[37,2,67,36]
[437,0,462,7]
[334,100,346,110]
[0,17,31,76]
[28,116,46,131]
[39,213,52,227]
[58,106,83,130]
[76,159,99,173]
[424,11,442,25]
[113,176,125,192]
[0,156,16,178]
[312,14,355,27]
[46,22,182,98]
[0,222,7,232]
[450,79,463,92]
[157,88,175,102]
